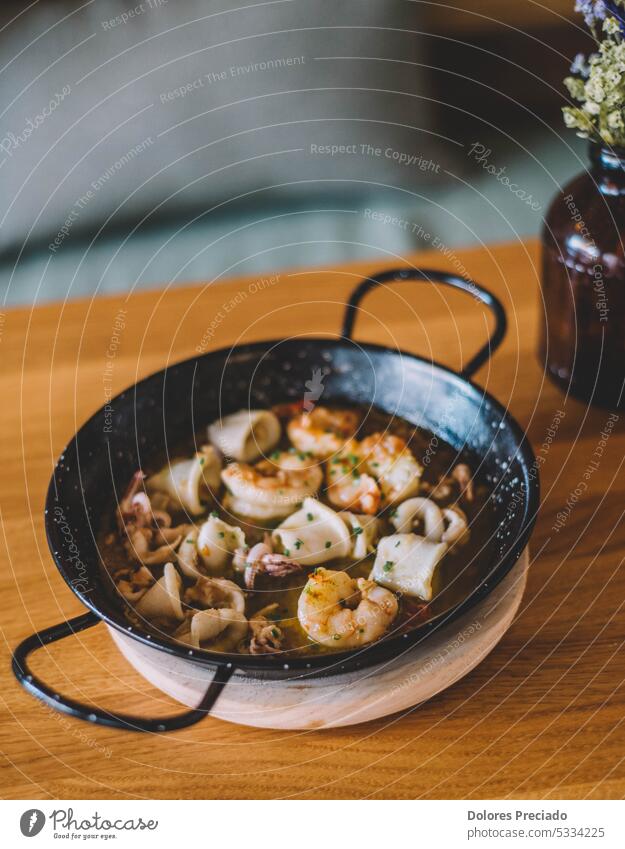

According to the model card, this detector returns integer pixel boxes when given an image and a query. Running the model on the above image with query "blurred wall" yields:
[0,0,448,254]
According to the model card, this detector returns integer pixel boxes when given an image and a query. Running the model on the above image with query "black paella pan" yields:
[12,268,539,732]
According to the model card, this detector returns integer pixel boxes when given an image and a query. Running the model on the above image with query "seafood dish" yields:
[102,403,491,657]
[18,268,537,732]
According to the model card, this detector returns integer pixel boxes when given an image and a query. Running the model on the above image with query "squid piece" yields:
[125,526,184,566]
[390,497,446,541]
[452,463,474,503]
[135,562,185,623]
[188,608,248,650]
[173,576,247,650]
[146,445,222,516]
[114,565,155,603]
[232,536,303,589]
[208,409,281,463]
[184,576,246,614]
[441,505,470,546]
[424,463,475,505]
[339,511,380,560]
[177,527,202,579]
[246,553,303,590]
[249,604,285,654]
[116,471,190,566]
[272,497,351,566]
[196,515,246,572]
[370,534,447,601]
[390,497,469,548]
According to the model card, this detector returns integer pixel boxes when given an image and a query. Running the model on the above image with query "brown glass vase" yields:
[540,142,625,409]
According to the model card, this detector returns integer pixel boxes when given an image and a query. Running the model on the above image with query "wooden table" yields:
[2,239,624,800]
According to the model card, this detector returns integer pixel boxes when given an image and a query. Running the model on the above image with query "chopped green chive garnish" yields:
[294,539,304,549]
[353,526,363,536]
[325,540,332,549]
[307,512,314,521]
[383,561,394,572]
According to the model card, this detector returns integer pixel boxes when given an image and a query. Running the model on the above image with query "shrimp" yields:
[325,446,381,514]
[297,567,398,648]
[287,406,360,458]
[221,450,322,521]
[360,432,422,505]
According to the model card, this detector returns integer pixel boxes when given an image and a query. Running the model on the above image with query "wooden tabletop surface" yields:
[2,239,624,800]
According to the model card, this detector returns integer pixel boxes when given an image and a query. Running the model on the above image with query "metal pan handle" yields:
[341,267,507,379]
[12,612,234,732]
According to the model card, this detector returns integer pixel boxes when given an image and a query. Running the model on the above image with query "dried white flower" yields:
[564,7,625,145]
[565,76,587,99]
[605,68,622,87]
[584,99,602,114]
[586,77,606,102]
